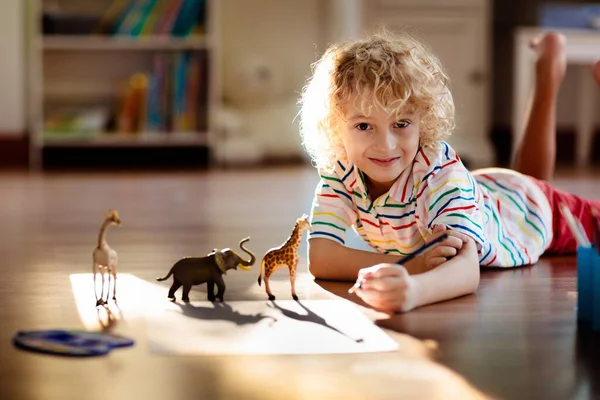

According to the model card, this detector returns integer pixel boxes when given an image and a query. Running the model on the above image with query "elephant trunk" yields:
[236,237,256,269]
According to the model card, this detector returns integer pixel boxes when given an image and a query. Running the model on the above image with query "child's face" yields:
[339,97,420,194]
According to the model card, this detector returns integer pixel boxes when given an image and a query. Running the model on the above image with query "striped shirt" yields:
[308,141,554,267]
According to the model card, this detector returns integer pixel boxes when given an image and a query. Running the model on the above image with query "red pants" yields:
[531,177,600,254]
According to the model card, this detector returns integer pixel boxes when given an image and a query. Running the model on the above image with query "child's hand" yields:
[353,264,419,314]
[423,224,470,270]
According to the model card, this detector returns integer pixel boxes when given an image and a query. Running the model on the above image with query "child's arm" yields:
[354,237,480,313]
[308,238,424,280]
[308,229,467,280]
[410,237,480,309]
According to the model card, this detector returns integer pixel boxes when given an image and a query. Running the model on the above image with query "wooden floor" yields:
[1,165,599,400]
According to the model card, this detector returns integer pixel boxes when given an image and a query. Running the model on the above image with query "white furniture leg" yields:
[512,32,536,164]
[576,67,596,167]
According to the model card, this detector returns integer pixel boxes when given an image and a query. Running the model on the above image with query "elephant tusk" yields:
[237,263,251,271]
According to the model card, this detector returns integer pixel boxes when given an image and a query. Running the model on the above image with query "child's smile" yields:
[368,156,401,167]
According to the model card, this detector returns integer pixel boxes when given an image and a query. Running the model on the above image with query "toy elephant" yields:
[156,237,255,302]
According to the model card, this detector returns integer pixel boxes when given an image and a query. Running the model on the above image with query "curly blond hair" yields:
[299,30,455,172]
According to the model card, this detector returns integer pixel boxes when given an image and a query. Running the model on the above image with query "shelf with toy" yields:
[42,0,208,39]
[41,35,211,51]
[41,50,210,148]
[42,131,209,147]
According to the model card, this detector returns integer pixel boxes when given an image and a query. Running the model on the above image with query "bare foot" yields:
[529,32,567,94]
[592,59,600,86]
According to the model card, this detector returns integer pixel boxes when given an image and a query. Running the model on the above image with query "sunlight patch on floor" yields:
[69,273,166,331]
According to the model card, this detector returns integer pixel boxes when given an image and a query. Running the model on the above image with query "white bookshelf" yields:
[26,0,222,169]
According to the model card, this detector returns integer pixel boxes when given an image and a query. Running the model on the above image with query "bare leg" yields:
[593,59,600,86]
[513,32,566,181]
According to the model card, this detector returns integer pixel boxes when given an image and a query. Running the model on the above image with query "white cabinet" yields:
[27,0,221,169]
[0,0,26,135]
[362,1,493,167]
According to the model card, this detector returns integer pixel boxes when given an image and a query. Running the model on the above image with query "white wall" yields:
[219,0,325,159]
[0,0,25,135]
[220,0,324,102]
[325,0,364,44]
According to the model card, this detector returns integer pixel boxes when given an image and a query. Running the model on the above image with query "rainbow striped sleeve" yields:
[308,168,358,245]
[415,145,486,249]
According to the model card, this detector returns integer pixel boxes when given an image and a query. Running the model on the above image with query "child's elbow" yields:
[467,265,481,294]
[464,239,481,293]
[307,251,326,279]
[308,262,323,279]
[307,239,332,279]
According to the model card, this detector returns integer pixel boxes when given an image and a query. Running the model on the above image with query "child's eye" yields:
[354,122,371,131]
[395,120,410,128]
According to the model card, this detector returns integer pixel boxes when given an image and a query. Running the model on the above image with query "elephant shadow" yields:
[267,300,364,343]
[175,302,277,326]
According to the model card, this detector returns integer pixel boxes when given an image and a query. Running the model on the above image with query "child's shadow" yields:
[175,302,277,326]
[267,300,364,343]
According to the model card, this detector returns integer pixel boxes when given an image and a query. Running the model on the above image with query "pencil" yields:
[559,203,591,247]
[348,233,450,294]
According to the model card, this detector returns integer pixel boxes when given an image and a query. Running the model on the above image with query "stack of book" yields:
[116,51,208,135]
[97,0,207,37]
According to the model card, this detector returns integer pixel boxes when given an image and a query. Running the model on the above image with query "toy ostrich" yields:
[93,209,121,306]
[257,214,312,300]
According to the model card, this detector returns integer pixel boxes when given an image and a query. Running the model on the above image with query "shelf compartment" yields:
[41,35,210,51]
[42,131,209,147]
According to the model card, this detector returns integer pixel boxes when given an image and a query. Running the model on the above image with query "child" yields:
[298,30,600,314]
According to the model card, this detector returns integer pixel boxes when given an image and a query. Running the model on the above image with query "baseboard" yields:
[0,134,28,168]
[41,146,211,171]
[0,136,306,171]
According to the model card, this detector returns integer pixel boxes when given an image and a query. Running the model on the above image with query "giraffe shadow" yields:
[174,302,277,326]
[267,300,364,343]
[96,302,124,332]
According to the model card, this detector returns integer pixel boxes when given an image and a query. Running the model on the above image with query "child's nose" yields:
[373,130,397,151]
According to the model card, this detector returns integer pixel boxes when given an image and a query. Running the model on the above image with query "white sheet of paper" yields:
[69,274,399,355]
[144,300,399,355]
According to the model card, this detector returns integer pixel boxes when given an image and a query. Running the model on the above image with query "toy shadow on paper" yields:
[175,302,277,326]
[267,300,364,343]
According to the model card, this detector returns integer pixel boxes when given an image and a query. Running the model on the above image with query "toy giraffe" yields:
[257,214,312,301]
[93,209,121,306]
